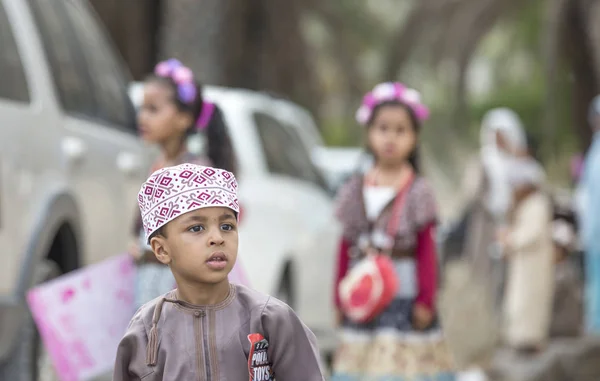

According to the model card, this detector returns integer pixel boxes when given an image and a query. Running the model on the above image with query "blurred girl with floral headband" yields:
[331,82,454,380]
[130,58,238,309]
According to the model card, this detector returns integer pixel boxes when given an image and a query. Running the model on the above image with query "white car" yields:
[312,146,368,192]
[130,84,342,354]
[0,0,153,379]
[266,97,367,192]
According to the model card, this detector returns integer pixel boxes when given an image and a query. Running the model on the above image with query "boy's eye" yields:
[188,225,204,233]
[221,223,235,231]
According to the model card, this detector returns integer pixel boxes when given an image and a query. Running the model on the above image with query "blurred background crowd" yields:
[3,0,600,380]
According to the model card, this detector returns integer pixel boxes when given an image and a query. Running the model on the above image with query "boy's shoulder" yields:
[233,284,291,315]
[127,286,294,332]
[127,292,176,334]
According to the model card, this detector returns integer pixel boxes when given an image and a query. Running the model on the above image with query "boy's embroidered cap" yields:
[138,163,239,242]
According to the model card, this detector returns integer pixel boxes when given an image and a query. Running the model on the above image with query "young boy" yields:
[113,163,325,381]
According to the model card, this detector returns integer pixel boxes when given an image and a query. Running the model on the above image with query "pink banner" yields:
[27,254,136,381]
[27,254,250,381]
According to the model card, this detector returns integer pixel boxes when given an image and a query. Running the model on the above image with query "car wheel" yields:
[0,259,61,381]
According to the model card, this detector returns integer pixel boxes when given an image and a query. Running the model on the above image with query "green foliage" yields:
[321,118,362,147]
[318,0,580,185]
[469,72,575,153]
[467,0,577,170]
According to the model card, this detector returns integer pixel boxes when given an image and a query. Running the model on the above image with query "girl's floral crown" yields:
[153,58,215,130]
[355,82,429,126]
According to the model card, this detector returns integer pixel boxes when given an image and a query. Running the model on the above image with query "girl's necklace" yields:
[366,165,413,189]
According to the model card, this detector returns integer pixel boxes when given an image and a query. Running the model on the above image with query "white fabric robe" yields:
[503,191,554,347]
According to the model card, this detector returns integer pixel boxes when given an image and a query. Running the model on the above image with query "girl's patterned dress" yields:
[133,151,209,310]
[331,174,455,381]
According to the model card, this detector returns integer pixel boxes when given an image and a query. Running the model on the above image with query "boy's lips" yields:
[206,251,228,271]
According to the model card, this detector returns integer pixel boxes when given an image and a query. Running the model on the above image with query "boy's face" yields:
[150,207,238,285]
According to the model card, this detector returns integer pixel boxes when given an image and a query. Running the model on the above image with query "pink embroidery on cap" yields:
[138,164,239,242]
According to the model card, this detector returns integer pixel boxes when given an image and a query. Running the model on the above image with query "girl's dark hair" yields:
[205,105,237,174]
[146,75,238,175]
[366,100,422,173]
[147,74,203,124]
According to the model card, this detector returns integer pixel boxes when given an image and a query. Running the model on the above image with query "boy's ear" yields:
[150,236,172,265]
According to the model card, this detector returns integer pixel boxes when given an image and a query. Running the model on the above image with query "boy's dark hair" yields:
[146,75,238,175]
[365,100,421,173]
[148,226,166,242]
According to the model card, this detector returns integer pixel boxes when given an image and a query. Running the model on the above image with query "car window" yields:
[27,0,96,116]
[27,0,135,131]
[254,112,328,191]
[0,2,30,102]
[62,0,135,132]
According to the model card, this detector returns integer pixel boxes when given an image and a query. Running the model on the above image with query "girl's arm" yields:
[415,222,437,311]
[332,175,360,309]
[334,238,351,309]
[409,178,439,313]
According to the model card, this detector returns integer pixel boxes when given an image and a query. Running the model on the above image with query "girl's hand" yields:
[412,303,434,330]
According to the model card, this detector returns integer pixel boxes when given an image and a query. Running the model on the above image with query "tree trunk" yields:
[90,0,159,79]
[562,0,599,152]
[159,0,320,120]
[448,0,522,131]
[383,0,463,81]
[159,0,227,84]
[310,2,366,120]
[541,0,570,157]
[382,1,431,81]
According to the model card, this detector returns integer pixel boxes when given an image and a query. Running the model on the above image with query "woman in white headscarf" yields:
[478,108,528,218]
[460,108,528,304]
[440,108,528,378]
[498,157,554,353]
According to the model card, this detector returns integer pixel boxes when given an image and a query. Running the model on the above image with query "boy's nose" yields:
[209,231,225,246]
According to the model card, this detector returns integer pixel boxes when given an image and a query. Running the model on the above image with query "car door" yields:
[27,0,150,265]
[0,0,38,294]
[252,111,340,333]
[271,109,342,345]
